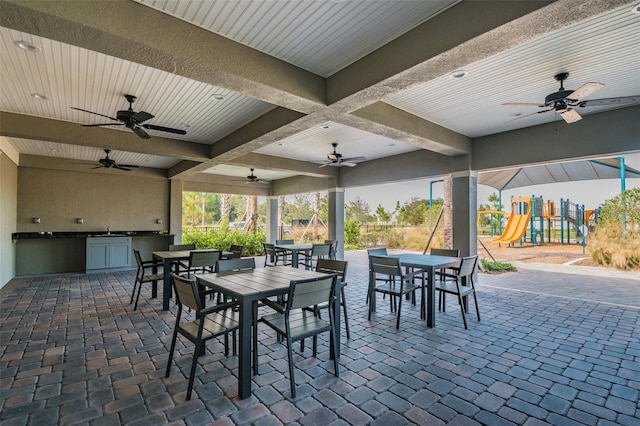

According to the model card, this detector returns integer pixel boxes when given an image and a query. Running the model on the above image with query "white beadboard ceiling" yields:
[135,0,460,77]
[386,4,640,138]
[0,1,638,180]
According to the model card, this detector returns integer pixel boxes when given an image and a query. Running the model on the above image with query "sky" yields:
[344,154,640,213]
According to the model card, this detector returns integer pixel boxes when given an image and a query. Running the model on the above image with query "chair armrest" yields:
[260,298,285,313]
[201,301,239,316]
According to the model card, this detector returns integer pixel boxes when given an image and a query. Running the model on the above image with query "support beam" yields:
[349,102,471,156]
[472,106,640,171]
[0,0,326,113]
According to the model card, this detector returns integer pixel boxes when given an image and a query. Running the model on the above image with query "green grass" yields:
[480,258,517,273]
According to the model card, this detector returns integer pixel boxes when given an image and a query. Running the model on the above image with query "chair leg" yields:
[456,291,468,329]
[341,287,350,339]
[130,278,139,305]
[396,291,403,329]
[286,335,296,398]
[187,342,202,400]
[134,279,144,310]
[472,291,480,321]
[165,326,179,378]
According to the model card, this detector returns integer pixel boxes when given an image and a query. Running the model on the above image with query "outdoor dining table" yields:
[372,253,461,327]
[152,249,233,310]
[274,243,313,268]
[196,266,339,399]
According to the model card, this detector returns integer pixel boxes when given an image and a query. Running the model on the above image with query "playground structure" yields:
[482,195,598,249]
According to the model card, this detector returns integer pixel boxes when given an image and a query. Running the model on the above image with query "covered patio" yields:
[2,251,639,425]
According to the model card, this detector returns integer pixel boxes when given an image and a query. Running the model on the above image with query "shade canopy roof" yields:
[478,158,640,191]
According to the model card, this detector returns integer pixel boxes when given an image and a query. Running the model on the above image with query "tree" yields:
[397,197,428,226]
[488,192,502,212]
[346,197,373,223]
[375,204,391,224]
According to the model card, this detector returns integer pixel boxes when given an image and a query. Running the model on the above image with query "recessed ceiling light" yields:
[388,143,396,147]
[277,142,285,146]
[212,94,225,101]
[321,124,330,129]
[31,93,50,100]
[14,40,40,52]
[509,112,523,118]
[631,3,640,13]
[449,70,468,79]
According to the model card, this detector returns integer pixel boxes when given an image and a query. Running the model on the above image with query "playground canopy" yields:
[478,158,640,191]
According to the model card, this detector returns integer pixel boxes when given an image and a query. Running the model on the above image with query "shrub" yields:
[589,188,640,270]
[480,259,517,273]
[182,227,266,255]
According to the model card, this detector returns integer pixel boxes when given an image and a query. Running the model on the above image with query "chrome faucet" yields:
[107,227,111,235]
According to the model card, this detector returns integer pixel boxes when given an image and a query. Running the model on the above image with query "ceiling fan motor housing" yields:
[545,90,574,105]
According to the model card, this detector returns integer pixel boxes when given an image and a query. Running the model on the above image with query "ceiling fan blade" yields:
[504,108,553,124]
[318,163,329,168]
[342,162,358,167]
[502,102,546,107]
[131,111,154,123]
[116,164,139,169]
[567,82,604,101]
[560,109,582,123]
[82,123,125,127]
[132,126,151,139]
[579,95,639,107]
[341,156,366,162]
[114,165,133,171]
[141,124,187,135]
[70,107,119,121]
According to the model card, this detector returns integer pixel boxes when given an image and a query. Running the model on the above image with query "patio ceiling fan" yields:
[71,94,187,139]
[88,149,139,171]
[503,72,639,124]
[234,168,269,184]
[318,143,366,167]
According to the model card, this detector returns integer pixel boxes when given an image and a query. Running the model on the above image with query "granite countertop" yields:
[12,231,173,240]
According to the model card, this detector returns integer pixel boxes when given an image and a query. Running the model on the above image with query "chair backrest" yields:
[325,240,339,257]
[171,273,201,311]
[133,249,144,269]
[367,247,388,257]
[229,244,244,258]
[217,257,256,272]
[316,258,347,283]
[287,275,337,311]
[369,255,402,277]
[430,248,460,258]
[458,255,478,278]
[169,244,196,251]
[189,250,221,269]
[263,242,276,256]
[311,243,332,257]
[276,239,294,245]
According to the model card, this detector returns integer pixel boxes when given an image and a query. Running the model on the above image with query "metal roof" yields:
[478,158,640,191]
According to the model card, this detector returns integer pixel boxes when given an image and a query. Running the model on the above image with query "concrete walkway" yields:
[1,251,638,425]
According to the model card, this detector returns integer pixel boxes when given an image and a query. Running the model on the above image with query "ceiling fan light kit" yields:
[71,94,187,139]
[503,72,638,124]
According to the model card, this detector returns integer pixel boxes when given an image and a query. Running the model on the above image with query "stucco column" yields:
[170,179,183,243]
[451,170,478,257]
[328,188,345,260]
[266,196,278,243]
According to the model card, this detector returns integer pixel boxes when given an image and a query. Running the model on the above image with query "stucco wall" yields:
[0,153,18,288]
[17,168,170,232]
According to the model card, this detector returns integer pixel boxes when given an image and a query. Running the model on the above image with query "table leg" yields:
[162,258,172,311]
[238,297,252,399]
[151,263,158,298]
[426,266,435,327]
[291,251,299,268]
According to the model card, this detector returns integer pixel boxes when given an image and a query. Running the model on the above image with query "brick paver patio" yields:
[1,250,638,425]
